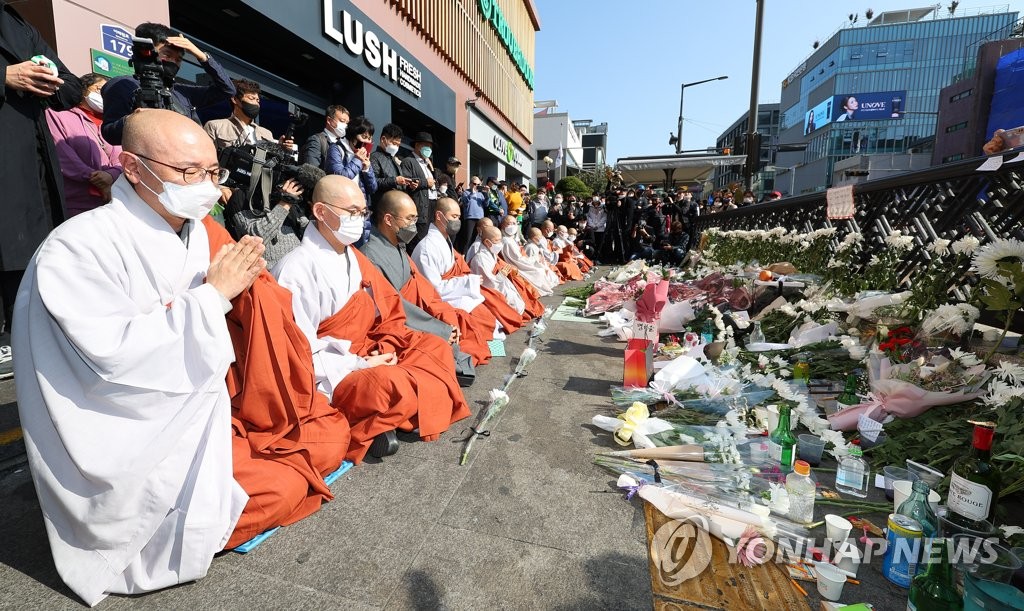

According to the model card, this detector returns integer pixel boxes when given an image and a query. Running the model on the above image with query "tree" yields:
[555,176,592,199]
[573,164,610,195]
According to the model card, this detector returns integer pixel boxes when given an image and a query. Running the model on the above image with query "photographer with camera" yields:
[223,176,308,268]
[204,79,294,151]
[101,22,236,146]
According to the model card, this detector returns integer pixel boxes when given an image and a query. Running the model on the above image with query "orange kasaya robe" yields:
[496,257,546,320]
[317,249,470,460]
[444,250,525,334]
[401,258,495,366]
[552,242,584,281]
[203,219,350,550]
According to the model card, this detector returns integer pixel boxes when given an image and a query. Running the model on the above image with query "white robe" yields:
[13,176,246,607]
[469,247,525,314]
[464,237,484,265]
[411,224,485,312]
[501,236,557,296]
[535,237,560,264]
[272,229,371,399]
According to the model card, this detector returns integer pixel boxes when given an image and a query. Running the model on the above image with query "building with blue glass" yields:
[775,6,1019,195]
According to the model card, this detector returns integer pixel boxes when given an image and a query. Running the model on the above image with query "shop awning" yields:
[615,154,747,187]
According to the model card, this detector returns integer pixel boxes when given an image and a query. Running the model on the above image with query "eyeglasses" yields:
[133,153,229,185]
[321,202,368,219]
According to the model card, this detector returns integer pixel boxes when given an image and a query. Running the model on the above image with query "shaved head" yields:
[501,215,517,227]
[477,217,494,230]
[557,225,568,233]
[481,226,501,242]
[436,197,460,215]
[313,175,363,208]
[527,227,542,239]
[542,220,555,230]
[375,189,416,225]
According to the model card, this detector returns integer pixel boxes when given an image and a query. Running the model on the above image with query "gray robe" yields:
[359,228,475,382]
[359,228,453,339]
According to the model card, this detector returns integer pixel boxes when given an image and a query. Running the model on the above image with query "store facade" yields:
[32,0,539,185]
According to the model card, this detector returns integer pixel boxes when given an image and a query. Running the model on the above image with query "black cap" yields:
[447,156,461,165]
[412,132,433,144]
[486,176,497,184]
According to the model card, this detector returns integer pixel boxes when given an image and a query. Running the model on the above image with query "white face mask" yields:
[557,232,568,240]
[503,225,517,236]
[489,242,503,255]
[384,143,400,156]
[137,159,220,220]
[554,197,563,204]
[333,122,347,139]
[568,235,576,243]
[325,209,364,245]
[85,91,104,114]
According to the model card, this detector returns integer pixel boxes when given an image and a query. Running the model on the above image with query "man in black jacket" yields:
[300,104,349,170]
[0,1,81,368]
[370,122,412,206]
[101,22,235,145]
[398,131,437,245]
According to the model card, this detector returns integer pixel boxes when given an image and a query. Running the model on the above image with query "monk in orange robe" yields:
[566,227,594,273]
[412,197,525,334]
[359,190,495,366]
[202,218,351,549]
[273,177,470,463]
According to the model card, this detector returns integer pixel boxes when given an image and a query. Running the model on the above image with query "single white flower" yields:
[951,235,981,255]
[972,238,1024,280]
[929,238,951,256]
[994,361,1024,385]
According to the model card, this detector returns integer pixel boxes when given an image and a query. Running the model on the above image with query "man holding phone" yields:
[457,176,487,254]
[326,115,378,208]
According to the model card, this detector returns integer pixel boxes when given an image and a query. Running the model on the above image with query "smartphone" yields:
[1002,125,1024,149]
[363,142,373,155]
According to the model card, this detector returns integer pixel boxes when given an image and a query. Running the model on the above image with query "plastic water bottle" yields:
[786,460,816,524]
[835,445,869,498]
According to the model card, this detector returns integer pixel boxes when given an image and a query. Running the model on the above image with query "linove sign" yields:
[492,135,526,169]
[470,111,529,171]
[322,0,422,98]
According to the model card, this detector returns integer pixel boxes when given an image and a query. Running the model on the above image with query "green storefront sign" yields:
[477,0,534,90]
[90,48,133,78]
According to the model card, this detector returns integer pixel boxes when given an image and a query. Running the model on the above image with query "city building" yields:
[532,106,583,184]
[573,120,608,172]
[24,0,540,186]
[774,5,1019,195]
[933,37,1024,165]
[711,103,779,197]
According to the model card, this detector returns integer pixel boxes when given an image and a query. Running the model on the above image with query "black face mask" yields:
[239,101,260,120]
[161,60,180,82]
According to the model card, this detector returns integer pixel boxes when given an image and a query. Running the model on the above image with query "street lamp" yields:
[672,75,728,154]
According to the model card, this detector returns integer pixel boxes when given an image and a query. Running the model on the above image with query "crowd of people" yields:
[0,12,600,606]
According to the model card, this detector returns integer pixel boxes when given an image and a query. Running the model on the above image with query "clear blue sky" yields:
[533,0,1023,161]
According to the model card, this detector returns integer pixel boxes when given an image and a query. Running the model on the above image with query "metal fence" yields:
[694,150,1024,326]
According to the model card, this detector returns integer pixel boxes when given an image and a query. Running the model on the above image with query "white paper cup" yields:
[815,562,846,601]
[832,540,862,578]
[893,480,941,512]
[825,514,853,545]
[766,404,797,433]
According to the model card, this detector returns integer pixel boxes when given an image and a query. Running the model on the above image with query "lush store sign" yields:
[477,0,534,90]
[323,0,422,98]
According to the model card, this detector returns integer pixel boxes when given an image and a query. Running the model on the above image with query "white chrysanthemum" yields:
[994,361,1024,385]
[952,235,981,255]
[972,238,1024,280]
[929,238,951,256]
[921,303,980,335]
[885,233,915,250]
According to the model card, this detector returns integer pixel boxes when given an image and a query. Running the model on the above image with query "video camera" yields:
[284,102,308,142]
[129,37,178,111]
[219,140,324,216]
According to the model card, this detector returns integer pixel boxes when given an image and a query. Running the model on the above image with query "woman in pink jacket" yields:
[45,73,122,217]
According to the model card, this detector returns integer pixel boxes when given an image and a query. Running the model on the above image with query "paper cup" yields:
[825,514,853,545]
[814,562,846,602]
[833,540,862,578]
[892,480,942,512]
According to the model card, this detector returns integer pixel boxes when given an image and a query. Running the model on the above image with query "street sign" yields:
[100,24,133,60]
[90,48,132,78]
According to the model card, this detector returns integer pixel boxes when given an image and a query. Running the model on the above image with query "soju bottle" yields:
[836,373,860,407]
[907,538,962,611]
[897,480,938,538]
[948,422,1001,526]
[769,405,797,469]
[748,321,766,345]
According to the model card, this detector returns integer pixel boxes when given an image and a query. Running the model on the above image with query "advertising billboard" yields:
[803,97,834,135]
[832,91,905,122]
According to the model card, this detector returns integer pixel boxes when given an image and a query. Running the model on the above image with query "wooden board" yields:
[643,500,811,610]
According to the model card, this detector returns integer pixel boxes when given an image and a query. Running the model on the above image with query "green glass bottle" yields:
[769,405,797,469]
[948,422,1002,526]
[897,480,938,538]
[907,538,962,611]
[836,373,860,407]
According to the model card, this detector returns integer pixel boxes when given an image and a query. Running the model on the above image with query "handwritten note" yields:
[826,185,855,220]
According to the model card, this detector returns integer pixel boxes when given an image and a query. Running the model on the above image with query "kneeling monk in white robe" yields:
[273,176,470,460]
[13,111,265,606]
